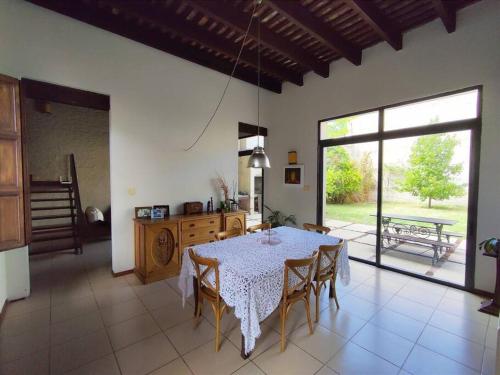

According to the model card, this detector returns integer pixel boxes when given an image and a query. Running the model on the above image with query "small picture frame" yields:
[151,207,164,220]
[153,205,170,218]
[135,206,152,219]
[284,165,304,188]
[288,151,297,165]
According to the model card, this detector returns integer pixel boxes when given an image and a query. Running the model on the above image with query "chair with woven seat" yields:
[280,251,318,352]
[303,223,331,235]
[215,227,242,241]
[311,241,344,322]
[188,248,227,352]
[247,222,271,233]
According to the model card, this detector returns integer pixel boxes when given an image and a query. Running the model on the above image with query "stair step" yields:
[31,206,73,211]
[29,240,78,255]
[31,189,71,193]
[32,233,75,242]
[31,180,66,186]
[32,214,74,220]
[31,198,74,202]
[32,224,74,232]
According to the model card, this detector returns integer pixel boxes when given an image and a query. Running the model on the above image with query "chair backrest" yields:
[303,223,331,234]
[283,251,318,302]
[215,228,242,241]
[188,248,220,298]
[247,222,271,233]
[317,240,344,280]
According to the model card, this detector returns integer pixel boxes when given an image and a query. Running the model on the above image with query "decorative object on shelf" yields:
[231,201,239,212]
[284,165,304,187]
[264,205,296,228]
[216,174,231,211]
[154,205,170,218]
[478,237,500,316]
[135,206,152,219]
[151,207,164,220]
[184,201,203,215]
[207,197,214,213]
[247,9,271,169]
[288,151,297,165]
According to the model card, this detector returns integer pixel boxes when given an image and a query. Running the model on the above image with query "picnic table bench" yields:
[369,213,463,265]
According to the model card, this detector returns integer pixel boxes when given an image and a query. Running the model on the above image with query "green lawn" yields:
[325,201,468,234]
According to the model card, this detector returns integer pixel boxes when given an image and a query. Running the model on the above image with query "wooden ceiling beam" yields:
[184,0,330,78]
[266,0,362,65]
[26,0,282,93]
[343,0,402,51]
[106,0,303,86]
[431,0,456,33]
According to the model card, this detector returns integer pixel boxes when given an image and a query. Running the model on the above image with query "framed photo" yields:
[153,205,170,218]
[284,165,304,188]
[135,206,152,219]
[151,208,164,219]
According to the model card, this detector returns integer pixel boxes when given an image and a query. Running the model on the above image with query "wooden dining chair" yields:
[311,241,344,322]
[188,248,227,352]
[280,251,318,352]
[215,228,242,241]
[247,222,271,233]
[303,223,331,235]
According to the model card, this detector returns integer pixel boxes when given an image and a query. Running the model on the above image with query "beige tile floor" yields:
[0,240,497,375]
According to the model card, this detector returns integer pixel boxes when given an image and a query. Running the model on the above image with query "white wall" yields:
[265,0,500,292]
[0,247,30,311]
[0,0,274,273]
[0,253,6,311]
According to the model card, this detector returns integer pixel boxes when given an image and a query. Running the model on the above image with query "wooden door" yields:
[0,74,25,251]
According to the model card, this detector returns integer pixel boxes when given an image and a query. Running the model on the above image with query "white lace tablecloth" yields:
[178,226,349,354]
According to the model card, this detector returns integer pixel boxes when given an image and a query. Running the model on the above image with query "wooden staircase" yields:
[29,154,84,255]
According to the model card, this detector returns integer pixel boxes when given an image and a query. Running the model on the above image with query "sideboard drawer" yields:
[183,236,216,248]
[182,226,219,241]
[182,216,220,231]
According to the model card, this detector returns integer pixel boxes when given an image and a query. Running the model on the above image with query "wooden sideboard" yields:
[133,210,246,283]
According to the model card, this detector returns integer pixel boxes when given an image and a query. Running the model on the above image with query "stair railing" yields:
[69,154,84,254]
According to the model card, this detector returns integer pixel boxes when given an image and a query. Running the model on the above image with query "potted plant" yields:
[264,205,296,228]
[478,237,500,316]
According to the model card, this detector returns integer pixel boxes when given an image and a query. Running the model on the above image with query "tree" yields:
[398,134,465,208]
[357,152,376,201]
[325,147,362,204]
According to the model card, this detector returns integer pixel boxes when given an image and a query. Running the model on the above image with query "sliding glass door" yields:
[322,141,379,263]
[318,87,481,289]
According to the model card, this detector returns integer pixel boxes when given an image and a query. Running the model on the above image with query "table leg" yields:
[192,276,198,318]
[241,334,252,359]
[435,224,444,254]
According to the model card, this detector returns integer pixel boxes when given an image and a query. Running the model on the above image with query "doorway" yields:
[318,87,481,290]
[238,122,267,227]
[21,79,111,256]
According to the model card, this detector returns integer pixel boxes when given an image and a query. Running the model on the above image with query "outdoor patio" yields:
[325,219,466,286]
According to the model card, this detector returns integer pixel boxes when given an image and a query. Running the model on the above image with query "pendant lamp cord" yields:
[184,1,258,151]
[257,10,261,147]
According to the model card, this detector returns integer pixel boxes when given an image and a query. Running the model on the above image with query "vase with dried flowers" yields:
[216,174,230,212]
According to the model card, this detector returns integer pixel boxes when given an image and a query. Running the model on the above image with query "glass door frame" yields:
[316,86,482,291]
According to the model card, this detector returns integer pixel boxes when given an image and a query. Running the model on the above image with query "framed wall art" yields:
[284,165,304,188]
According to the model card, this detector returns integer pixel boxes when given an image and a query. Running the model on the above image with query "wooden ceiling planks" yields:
[26,0,480,93]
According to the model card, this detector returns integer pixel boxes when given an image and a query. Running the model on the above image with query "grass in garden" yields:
[326,201,468,234]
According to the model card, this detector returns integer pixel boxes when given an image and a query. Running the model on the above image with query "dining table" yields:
[178,226,349,358]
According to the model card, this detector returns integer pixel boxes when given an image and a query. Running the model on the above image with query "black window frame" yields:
[317,85,482,291]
